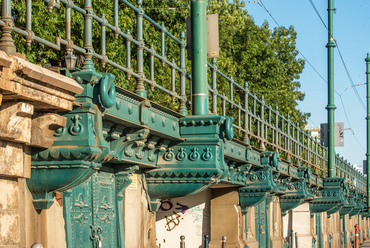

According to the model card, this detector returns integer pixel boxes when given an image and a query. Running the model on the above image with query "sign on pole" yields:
[364,160,368,175]
[320,122,344,147]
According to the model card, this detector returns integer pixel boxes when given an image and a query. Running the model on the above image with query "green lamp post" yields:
[366,53,370,208]
[191,0,208,115]
[327,0,336,178]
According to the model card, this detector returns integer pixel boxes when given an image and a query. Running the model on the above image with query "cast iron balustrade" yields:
[1,0,191,115]
[207,57,366,192]
[0,0,366,194]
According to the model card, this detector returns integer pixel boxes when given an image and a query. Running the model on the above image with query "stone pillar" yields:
[348,214,355,247]
[125,174,157,248]
[285,203,314,248]
[0,51,83,247]
[270,197,286,248]
[325,212,341,248]
[360,215,365,244]
[209,188,252,248]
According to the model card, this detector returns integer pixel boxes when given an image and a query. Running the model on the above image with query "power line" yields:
[251,0,366,153]
[335,43,367,110]
[306,0,367,153]
[251,0,328,86]
[306,0,366,151]
[338,93,366,152]
[307,0,367,111]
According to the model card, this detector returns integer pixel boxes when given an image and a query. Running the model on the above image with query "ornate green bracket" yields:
[239,159,277,211]
[360,209,370,218]
[309,177,347,217]
[349,191,365,218]
[339,189,356,217]
[280,167,312,215]
[145,115,232,211]
[28,70,115,210]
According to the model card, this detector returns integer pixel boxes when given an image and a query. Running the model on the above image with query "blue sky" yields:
[244,0,370,171]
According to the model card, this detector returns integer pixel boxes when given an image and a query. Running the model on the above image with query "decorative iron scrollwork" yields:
[99,74,116,108]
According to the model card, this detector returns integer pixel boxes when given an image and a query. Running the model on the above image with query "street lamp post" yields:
[365,53,370,208]
[327,0,336,178]
[191,0,208,116]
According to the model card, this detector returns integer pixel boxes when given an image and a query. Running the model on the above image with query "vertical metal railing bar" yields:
[296,123,300,160]
[134,0,146,97]
[125,29,133,79]
[222,92,226,116]
[266,104,271,147]
[275,106,279,150]
[287,115,291,160]
[171,59,176,101]
[149,44,154,82]
[238,102,241,131]
[243,82,249,143]
[26,0,32,47]
[229,76,234,110]
[82,0,95,71]
[113,0,119,37]
[260,95,265,149]
[211,58,217,114]
[178,31,188,116]
[161,22,166,66]
[100,14,107,68]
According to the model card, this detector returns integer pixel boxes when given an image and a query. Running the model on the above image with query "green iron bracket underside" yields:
[309,177,347,217]
[280,167,312,216]
[28,70,184,210]
[145,115,233,211]
[349,191,365,218]
[340,189,357,217]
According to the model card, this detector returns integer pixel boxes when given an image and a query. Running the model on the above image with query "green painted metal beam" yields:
[191,0,208,115]
[366,53,370,208]
[327,0,336,178]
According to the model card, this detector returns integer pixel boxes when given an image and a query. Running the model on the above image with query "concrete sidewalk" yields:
[362,240,370,247]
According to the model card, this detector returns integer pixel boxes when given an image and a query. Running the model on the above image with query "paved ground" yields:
[362,240,370,247]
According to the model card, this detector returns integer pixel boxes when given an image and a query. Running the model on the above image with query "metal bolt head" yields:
[31,243,43,248]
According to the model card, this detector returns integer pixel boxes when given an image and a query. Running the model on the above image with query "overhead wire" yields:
[306,0,366,152]
[253,0,328,86]
[252,0,328,130]
[308,0,367,111]
[250,0,366,153]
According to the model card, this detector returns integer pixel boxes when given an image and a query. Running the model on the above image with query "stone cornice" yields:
[0,52,82,180]
[0,51,83,111]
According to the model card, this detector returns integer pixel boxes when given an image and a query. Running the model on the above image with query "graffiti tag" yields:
[165,211,183,231]
[159,200,189,214]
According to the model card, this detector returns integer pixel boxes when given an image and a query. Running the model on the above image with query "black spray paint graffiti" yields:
[160,200,190,231]
[159,200,189,214]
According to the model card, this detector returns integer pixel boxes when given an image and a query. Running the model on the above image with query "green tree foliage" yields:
[11,0,309,126]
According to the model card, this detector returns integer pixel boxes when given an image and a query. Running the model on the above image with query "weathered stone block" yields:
[0,140,27,177]
[0,179,18,210]
[0,102,33,143]
[31,113,67,148]
[0,51,12,68]
[0,213,20,245]
[13,56,83,95]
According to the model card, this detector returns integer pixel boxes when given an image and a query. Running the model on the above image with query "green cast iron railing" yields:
[207,57,366,192]
[4,0,191,115]
[1,0,366,193]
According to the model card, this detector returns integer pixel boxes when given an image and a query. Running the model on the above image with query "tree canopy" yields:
[12,0,309,126]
